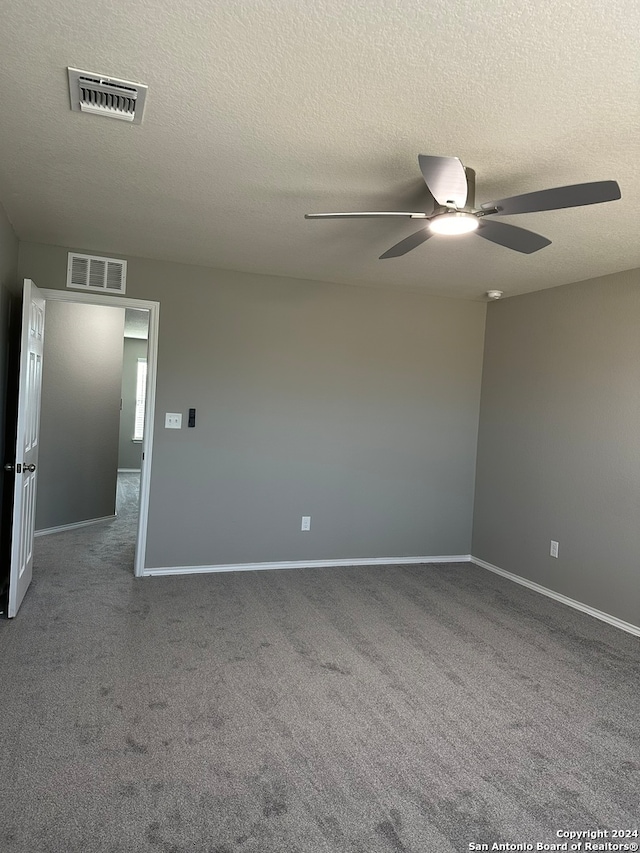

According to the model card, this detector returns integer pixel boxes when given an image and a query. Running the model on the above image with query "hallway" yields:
[33,470,141,596]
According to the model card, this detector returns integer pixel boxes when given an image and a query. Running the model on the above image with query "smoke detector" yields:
[67,68,148,124]
[486,290,503,300]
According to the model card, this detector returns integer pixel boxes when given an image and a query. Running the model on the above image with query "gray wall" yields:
[36,301,125,531]
[0,202,19,565]
[18,241,487,569]
[118,337,147,470]
[472,268,640,627]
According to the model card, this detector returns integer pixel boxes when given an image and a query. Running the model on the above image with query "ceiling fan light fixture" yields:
[306,155,620,258]
[428,212,479,235]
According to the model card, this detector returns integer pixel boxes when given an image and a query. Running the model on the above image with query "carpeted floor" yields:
[1,475,639,852]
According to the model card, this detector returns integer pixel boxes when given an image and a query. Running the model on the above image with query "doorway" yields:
[38,289,159,577]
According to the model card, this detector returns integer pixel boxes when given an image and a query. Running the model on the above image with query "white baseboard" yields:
[471,556,640,638]
[118,468,141,473]
[143,554,472,577]
[35,514,117,537]
[142,552,639,638]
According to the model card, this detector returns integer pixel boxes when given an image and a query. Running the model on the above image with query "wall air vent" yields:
[67,253,127,294]
[67,67,148,124]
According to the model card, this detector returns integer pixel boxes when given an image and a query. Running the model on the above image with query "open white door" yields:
[7,279,45,617]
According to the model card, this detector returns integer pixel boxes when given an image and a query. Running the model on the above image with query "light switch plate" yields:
[165,413,182,429]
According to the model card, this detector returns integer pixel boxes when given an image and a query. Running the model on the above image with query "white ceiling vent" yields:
[67,68,148,124]
[67,253,127,294]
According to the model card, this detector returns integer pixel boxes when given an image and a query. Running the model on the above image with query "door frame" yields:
[40,289,159,578]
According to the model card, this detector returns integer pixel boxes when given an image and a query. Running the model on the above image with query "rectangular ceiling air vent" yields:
[67,253,127,294]
[67,67,148,124]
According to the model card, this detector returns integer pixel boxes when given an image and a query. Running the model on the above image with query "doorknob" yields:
[4,463,15,472]
[23,463,36,473]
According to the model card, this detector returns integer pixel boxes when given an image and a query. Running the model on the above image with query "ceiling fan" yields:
[305,155,621,258]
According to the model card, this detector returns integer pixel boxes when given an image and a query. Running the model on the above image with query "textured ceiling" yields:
[0,0,638,299]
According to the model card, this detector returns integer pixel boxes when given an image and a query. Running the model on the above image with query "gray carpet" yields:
[1,477,638,852]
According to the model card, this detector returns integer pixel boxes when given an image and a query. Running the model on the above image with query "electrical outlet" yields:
[301,516,311,531]
[165,413,182,429]
[550,540,559,558]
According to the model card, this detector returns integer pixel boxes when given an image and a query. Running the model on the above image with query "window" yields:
[133,358,147,441]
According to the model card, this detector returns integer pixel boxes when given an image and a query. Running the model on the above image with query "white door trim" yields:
[40,289,159,578]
